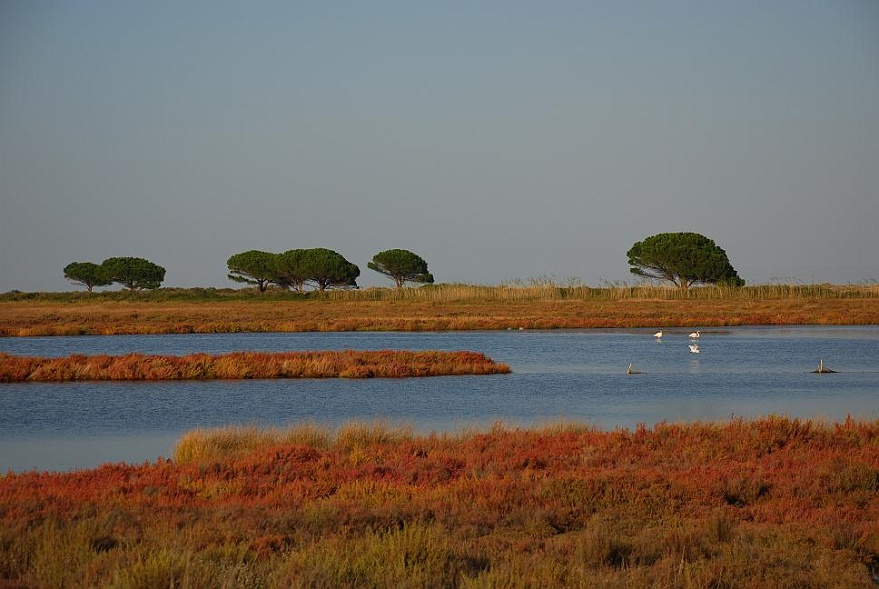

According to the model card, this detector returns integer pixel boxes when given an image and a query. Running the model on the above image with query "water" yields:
[1,327,877,472]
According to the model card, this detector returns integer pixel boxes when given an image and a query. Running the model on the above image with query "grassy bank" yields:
[1,284,877,336]
[1,417,878,587]
[0,350,510,382]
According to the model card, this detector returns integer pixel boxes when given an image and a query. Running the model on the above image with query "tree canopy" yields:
[627,232,744,289]
[367,249,434,288]
[302,248,360,291]
[101,257,166,290]
[226,248,360,292]
[63,262,112,292]
[274,249,310,292]
[226,250,278,292]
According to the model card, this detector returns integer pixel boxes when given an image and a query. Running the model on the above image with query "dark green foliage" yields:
[226,250,278,292]
[63,262,111,292]
[627,232,744,289]
[368,249,435,288]
[101,257,166,290]
[275,249,310,292]
[302,248,360,291]
[226,248,359,292]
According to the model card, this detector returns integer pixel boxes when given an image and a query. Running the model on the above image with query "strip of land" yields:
[0,350,511,382]
[1,284,877,336]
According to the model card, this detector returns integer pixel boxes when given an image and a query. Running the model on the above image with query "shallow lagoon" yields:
[1,326,877,472]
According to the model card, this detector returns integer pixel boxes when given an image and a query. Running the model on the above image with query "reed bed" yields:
[322,281,879,302]
[4,282,877,304]
[0,350,511,382]
[1,417,878,587]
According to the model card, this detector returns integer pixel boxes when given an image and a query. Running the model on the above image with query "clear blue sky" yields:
[1,0,877,291]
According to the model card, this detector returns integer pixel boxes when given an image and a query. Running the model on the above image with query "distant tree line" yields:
[62,249,434,293]
[227,248,433,292]
[63,257,166,291]
[63,234,741,293]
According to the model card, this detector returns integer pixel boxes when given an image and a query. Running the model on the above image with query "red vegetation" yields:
[1,417,878,586]
[0,350,511,382]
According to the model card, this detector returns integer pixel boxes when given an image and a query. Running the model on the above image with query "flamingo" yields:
[689,330,701,339]
[688,343,700,354]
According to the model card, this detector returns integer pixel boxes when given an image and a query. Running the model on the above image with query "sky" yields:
[1,0,877,292]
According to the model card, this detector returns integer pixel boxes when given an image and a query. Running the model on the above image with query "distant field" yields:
[1,284,877,336]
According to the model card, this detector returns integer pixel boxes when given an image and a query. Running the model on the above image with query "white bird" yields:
[688,343,700,354]
[689,330,701,339]
[654,330,663,339]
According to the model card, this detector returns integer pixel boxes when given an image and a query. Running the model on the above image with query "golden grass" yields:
[0,350,511,382]
[173,421,415,465]
[1,283,877,337]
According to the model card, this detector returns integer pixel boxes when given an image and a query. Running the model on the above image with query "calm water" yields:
[1,327,877,472]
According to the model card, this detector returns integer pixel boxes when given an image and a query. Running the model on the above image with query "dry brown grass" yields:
[1,291,877,336]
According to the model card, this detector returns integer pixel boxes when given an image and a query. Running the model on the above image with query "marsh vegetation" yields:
[1,418,878,587]
[0,350,510,382]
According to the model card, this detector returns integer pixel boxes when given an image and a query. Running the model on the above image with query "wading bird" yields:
[688,343,700,354]
[626,362,642,375]
[813,359,836,373]
[689,330,701,339]
[654,330,663,339]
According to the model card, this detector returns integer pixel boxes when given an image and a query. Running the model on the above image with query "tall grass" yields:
[322,281,879,302]
[173,422,412,465]
[173,424,328,465]
[3,281,877,304]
